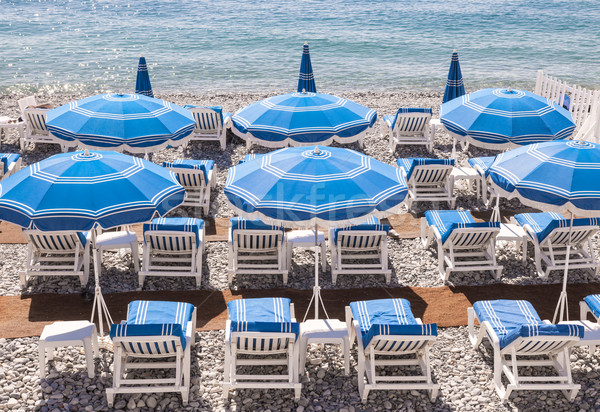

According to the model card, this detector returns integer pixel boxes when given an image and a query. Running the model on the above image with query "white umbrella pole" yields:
[491,194,501,222]
[553,212,574,323]
[90,229,113,336]
[303,223,329,321]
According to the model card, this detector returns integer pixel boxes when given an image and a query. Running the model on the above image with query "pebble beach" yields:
[1,90,600,412]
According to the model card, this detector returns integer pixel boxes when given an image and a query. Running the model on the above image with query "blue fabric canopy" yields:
[297,42,316,93]
[231,92,377,148]
[225,146,407,228]
[46,93,195,153]
[442,50,465,104]
[440,88,575,150]
[135,56,153,98]
[0,150,185,231]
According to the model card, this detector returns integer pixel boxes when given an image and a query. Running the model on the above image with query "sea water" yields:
[0,0,598,95]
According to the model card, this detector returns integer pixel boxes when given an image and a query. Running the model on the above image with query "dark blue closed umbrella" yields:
[297,42,317,93]
[442,50,465,103]
[135,55,153,97]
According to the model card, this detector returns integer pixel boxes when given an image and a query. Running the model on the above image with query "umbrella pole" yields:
[553,212,574,323]
[90,229,113,336]
[303,223,329,321]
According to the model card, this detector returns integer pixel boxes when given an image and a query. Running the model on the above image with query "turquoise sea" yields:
[1,0,599,95]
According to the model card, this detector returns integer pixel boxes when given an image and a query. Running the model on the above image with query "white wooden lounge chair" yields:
[185,105,231,150]
[396,158,455,209]
[468,299,583,401]
[21,107,66,152]
[514,212,600,278]
[223,297,301,400]
[421,210,502,281]
[163,160,216,215]
[0,153,21,180]
[346,298,439,402]
[107,300,197,407]
[383,108,435,153]
[18,95,37,116]
[139,217,204,287]
[20,230,90,287]
[329,216,391,284]
[227,217,289,285]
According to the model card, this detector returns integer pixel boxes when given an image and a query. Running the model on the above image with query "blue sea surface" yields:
[0,0,598,94]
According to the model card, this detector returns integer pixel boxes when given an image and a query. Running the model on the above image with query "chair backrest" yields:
[24,230,83,252]
[169,168,206,189]
[336,231,386,250]
[446,226,500,248]
[369,333,435,354]
[18,96,36,115]
[23,108,49,135]
[508,335,579,356]
[144,231,197,252]
[232,229,284,251]
[189,107,223,134]
[110,323,184,356]
[230,331,296,353]
[411,165,453,185]
[394,112,432,137]
[545,226,599,247]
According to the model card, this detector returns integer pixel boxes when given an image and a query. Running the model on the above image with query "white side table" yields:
[94,228,140,273]
[496,223,528,264]
[287,229,326,269]
[450,166,484,197]
[39,320,98,379]
[299,318,350,375]
[559,320,600,353]
[0,117,25,145]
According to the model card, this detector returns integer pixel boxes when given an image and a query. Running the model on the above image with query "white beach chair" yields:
[18,95,37,116]
[346,298,439,402]
[21,108,66,152]
[107,300,197,407]
[466,156,495,206]
[421,210,502,281]
[514,212,600,278]
[329,216,391,284]
[185,105,231,150]
[20,230,90,287]
[139,217,204,287]
[468,299,583,401]
[396,157,455,209]
[228,217,289,285]
[163,160,216,215]
[0,153,21,180]
[383,108,435,153]
[223,297,301,400]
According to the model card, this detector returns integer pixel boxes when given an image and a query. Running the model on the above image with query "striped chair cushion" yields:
[383,108,433,129]
[0,153,19,174]
[238,153,266,165]
[466,156,495,176]
[26,230,89,249]
[143,217,204,247]
[584,294,600,319]
[332,215,389,244]
[350,298,436,348]
[396,157,455,181]
[425,210,499,244]
[230,217,285,241]
[473,299,582,349]
[514,212,600,243]
[183,105,231,125]
[110,323,185,354]
[228,297,299,338]
[162,159,215,184]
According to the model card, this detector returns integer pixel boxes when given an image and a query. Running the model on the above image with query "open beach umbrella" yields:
[225,146,407,318]
[46,93,195,154]
[441,88,575,150]
[486,140,600,321]
[135,55,153,97]
[0,150,185,334]
[231,92,377,148]
[442,49,465,104]
[297,42,316,93]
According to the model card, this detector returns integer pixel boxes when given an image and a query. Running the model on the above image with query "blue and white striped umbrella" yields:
[442,49,465,103]
[135,55,153,97]
[0,150,185,231]
[297,42,316,93]
[225,146,407,228]
[46,93,195,153]
[441,88,575,150]
[231,92,377,148]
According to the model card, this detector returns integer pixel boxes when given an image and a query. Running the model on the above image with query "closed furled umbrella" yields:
[442,49,465,103]
[297,42,317,93]
[135,55,153,97]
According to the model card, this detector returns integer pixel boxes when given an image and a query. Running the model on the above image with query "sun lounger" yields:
[346,298,439,402]
[383,108,435,153]
[163,160,216,215]
[21,105,65,152]
[468,299,583,401]
[185,105,231,150]
[396,157,455,209]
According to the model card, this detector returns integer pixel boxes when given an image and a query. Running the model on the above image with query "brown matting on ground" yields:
[2,283,600,339]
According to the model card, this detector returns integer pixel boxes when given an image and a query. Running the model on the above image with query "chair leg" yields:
[130,241,140,273]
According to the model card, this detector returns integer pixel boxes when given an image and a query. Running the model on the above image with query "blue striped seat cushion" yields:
[238,153,266,165]
[584,295,600,319]
[183,105,231,124]
[514,212,600,243]
[143,217,204,247]
[162,159,215,184]
[350,298,437,348]
[110,300,195,350]
[425,210,499,244]
[332,216,389,244]
[466,156,495,176]
[473,299,583,349]
[384,108,432,129]
[228,297,299,338]
[396,157,455,181]
[26,230,89,248]
[230,217,285,240]
[0,153,19,174]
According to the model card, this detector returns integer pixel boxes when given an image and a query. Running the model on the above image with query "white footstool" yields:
[299,318,350,375]
[39,320,98,379]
